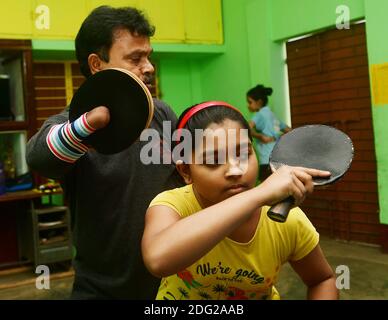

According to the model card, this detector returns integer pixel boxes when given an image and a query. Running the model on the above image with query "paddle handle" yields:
[267,196,294,223]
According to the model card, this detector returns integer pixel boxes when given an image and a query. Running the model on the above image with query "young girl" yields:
[141,101,338,300]
[247,84,291,181]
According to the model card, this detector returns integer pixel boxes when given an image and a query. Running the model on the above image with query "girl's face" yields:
[247,96,262,112]
[178,119,258,208]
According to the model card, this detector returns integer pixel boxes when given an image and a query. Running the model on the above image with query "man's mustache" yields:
[143,73,154,85]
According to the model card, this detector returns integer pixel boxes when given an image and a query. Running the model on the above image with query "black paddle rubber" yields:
[69,68,154,154]
[267,124,354,223]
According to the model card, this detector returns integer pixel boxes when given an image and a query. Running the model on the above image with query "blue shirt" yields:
[251,106,287,165]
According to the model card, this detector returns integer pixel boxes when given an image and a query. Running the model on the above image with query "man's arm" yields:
[26,106,109,180]
[27,109,74,180]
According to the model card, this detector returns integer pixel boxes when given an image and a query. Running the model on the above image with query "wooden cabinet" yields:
[0,40,34,191]
[0,40,34,132]
[0,0,33,38]
[138,0,186,43]
[0,40,36,267]
[32,0,88,39]
[89,0,222,44]
[88,0,139,10]
[28,203,73,267]
[0,0,223,44]
[0,190,72,268]
[32,61,75,132]
[184,0,223,44]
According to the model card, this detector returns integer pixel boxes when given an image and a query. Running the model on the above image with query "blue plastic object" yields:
[0,161,6,195]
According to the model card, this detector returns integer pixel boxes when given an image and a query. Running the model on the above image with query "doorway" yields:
[285,22,380,245]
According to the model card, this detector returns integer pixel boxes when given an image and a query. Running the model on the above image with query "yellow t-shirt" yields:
[149,184,319,300]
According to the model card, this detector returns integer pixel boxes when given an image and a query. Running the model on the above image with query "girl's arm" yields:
[142,166,331,278]
[289,245,339,300]
[282,126,292,134]
[248,120,275,143]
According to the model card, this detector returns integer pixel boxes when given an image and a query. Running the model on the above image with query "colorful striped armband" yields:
[46,113,96,163]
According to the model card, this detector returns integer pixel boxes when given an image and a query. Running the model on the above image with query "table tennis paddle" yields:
[69,68,154,154]
[267,124,354,223]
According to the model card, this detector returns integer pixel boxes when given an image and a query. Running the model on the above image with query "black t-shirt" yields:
[27,99,184,299]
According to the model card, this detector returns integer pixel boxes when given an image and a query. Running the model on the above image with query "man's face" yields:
[98,28,154,86]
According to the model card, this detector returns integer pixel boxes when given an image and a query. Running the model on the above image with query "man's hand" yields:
[86,106,110,130]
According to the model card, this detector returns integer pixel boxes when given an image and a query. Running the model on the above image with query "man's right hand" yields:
[86,106,110,130]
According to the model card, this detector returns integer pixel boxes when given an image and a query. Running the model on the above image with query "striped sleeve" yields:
[46,113,95,163]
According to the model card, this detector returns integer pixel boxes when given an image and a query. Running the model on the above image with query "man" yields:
[26,6,183,299]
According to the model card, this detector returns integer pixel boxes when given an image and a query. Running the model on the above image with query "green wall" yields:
[270,0,365,41]
[158,58,200,115]
[158,0,259,120]
[364,0,388,224]
[198,0,253,119]
[31,0,388,224]
[249,0,387,224]
[191,0,388,224]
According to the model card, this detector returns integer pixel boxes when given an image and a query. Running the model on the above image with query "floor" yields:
[0,263,73,300]
[0,236,387,300]
[277,236,388,300]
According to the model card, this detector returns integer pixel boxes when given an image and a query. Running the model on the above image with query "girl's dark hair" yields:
[176,103,252,149]
[75,6,155,78]
[246,84,273,105]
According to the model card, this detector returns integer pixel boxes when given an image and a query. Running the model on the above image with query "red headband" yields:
[176,101,241,141]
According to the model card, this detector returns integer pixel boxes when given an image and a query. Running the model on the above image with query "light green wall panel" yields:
[271,0,365,40]
[158,0,254,119]
[197,0,254,120]
[373,108,388,224]
[158,58,196,115]
[364,0,388,224]
[245,0,290,124]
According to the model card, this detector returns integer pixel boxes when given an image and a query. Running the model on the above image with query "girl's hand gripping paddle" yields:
[267,125,354,223]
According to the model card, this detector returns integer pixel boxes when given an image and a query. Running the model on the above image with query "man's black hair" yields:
[75,5,155,77]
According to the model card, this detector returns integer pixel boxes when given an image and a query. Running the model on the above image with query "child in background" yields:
[247,85,291,181]
[142,101,338,300]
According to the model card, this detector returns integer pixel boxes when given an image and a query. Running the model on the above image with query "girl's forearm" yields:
[307,277,339,300]
[251,130,274,143]
[143,186,269,277]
